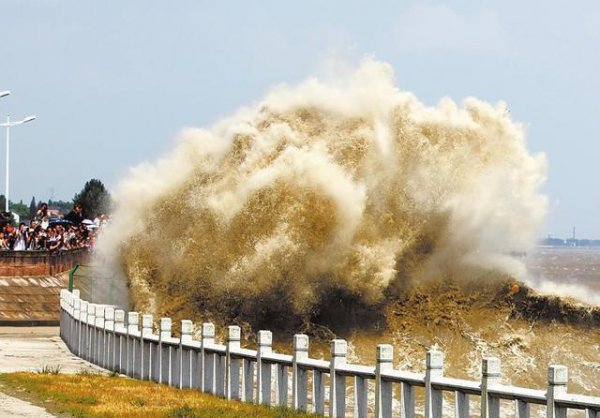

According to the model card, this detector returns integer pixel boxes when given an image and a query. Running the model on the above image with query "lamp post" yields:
[0,91,9,212]
[0,115,36,213]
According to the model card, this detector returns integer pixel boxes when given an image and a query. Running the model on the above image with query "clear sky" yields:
[1,1,599,237]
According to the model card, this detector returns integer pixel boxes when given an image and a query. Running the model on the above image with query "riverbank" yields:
[0,372,317,418]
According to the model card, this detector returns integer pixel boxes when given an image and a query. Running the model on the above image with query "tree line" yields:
[1,178,111,220]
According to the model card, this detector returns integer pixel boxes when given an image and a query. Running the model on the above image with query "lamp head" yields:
[0,91,10,98]
[22,115,36,123]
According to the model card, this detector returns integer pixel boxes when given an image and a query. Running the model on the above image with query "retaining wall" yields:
[0,249,87,276]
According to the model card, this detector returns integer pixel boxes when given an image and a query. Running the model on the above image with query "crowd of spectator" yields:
[0,203,109,252]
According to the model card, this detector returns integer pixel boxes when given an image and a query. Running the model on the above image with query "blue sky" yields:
[1,1,599,237]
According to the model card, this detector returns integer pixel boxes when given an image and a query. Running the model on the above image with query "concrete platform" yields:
[0,326,101,374]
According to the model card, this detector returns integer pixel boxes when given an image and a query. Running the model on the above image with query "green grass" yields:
[0,372,318,418]
[37,364,62,375]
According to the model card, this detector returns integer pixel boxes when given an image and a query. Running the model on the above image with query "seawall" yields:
[0,250,87,325]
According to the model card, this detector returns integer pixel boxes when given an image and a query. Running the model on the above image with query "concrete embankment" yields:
[0,249,87,325]
[0,275,68,325]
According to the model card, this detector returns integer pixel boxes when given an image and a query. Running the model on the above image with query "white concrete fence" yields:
[60,289,600,417]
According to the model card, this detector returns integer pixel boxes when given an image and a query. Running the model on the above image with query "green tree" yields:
[73,179,111,218]
[0,195,5,213]
[10,200,29,218]
[48,199,73,212]
[29,196,37,217]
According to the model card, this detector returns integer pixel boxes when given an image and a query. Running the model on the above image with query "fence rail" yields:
[60,289,600,417]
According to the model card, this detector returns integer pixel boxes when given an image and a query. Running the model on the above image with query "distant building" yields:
[48,206,68,218]
[540,235,600,247]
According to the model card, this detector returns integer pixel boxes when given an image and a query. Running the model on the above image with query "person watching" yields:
[35,202,49,221]
[64,204,84,225]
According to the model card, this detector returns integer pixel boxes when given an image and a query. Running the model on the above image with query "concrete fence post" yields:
[69,289,74,309]
[63,293,70,348]
[516,399,530,418]
[314,353,326,414]
[257,330,273,405]
[141,314,153,381]
[375,344,393,418]
[65,291,71,315]
[79,301,88,358]
[104,307,115,369]
[240,332,254,402]
[292,334,308,411]
[69,291,79,349]
[547,365,568,418]
[68,290,74,342]
[456,389,470,418]
[94,305,105,365]
[59,289,66,340]
[158,317,172,385]
[215,342,225,397]
[276,355,289,408]
[68,291,74,344]
[354,374,368,418]
[201,322,215,393]
[425,349,444,418]
[114,309,125,372]
[179,320,193,389]
[403,381,416,418]
[65,291,70,323]
[60,290,67,344]
[127,312,140,378]
[481,357,501,418]
[226,326,241,400]
[330,339,348,418]
[63,290,70,340]
[241,356,254,402]
[86,304,96,362]
[72,298,81,354]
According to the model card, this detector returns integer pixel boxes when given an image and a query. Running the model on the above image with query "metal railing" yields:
[60,289,600,417]
[68,263,125,306]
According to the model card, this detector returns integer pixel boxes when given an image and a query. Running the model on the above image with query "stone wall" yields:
[0,249,88,277]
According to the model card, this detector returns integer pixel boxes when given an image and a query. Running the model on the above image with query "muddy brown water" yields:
[262,248,600,399]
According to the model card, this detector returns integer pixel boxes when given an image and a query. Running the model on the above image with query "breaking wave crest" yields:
[96,59,547,327]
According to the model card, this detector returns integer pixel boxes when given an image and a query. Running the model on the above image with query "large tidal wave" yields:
[96,59,547,329]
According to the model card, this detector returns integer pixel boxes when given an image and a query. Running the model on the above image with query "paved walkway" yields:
[0,326,101,417]
[0,327,101,373]
[0,392,58,418]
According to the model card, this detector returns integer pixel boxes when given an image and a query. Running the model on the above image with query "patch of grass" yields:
[76,368,103,377]
[37,365,62,375]
[166,405,196,418]
[130,397,147,407]
[74,394,98,405]
[0,372,319,418]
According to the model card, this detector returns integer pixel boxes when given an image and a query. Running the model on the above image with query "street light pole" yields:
[5,115,9,212]
[0,92,9,211]
[0,114,36,213]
